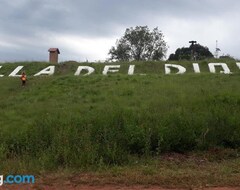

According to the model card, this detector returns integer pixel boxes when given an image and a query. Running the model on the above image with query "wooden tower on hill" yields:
[48,48,60,63]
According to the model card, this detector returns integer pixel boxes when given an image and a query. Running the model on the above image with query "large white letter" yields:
[208,63,232,74]
[165,64,186,74]
[103,65,120,75]
[34,66,55,76]
[0,66,4,77]
[128,65,135,75]
[236,62,240,69]
[9,66,24,77]
[74,66,95,76]
[0,175,3,186]
[193,63,200,73]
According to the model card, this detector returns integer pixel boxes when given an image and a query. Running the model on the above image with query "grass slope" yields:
[0,60,240,177]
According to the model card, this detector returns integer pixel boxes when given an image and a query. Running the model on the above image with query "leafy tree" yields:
[169,43,213,61]
[109,26,168,61]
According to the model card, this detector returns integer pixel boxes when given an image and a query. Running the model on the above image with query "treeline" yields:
[108,26,232,62]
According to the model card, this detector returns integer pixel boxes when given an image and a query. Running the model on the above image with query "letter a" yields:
[34,66,55,76]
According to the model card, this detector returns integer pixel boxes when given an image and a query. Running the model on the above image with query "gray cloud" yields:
[0,0,240,61]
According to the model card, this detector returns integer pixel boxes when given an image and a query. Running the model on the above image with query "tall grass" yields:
[0,60,240,172]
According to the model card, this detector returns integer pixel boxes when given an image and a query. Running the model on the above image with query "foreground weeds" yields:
[0,72,240,173]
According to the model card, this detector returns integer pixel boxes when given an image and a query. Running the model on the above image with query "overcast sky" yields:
[0,0,240,62]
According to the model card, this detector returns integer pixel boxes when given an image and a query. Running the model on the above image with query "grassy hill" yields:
[0,59,240,174]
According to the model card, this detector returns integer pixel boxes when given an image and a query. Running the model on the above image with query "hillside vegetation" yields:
[0,59,240,173]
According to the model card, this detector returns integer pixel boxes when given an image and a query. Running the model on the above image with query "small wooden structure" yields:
[48,48,60,63]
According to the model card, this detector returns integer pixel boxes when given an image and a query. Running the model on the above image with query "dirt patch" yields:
[1,152,240,189]
[1,184,240,190]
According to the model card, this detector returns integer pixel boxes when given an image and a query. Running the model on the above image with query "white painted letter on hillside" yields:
[0,175,3,186]
[9,66,24,77]
[34,66,55,76]
[236,62,240,70]
[103,65,120,75]
[165,64,186,74]
[193,63,201,73]
[208,63,232,74]
[0,66,4,77]
[74,66,95,76]
[128,65,135,75]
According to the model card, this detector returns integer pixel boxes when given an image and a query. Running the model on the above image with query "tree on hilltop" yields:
[169,43,213,61]
[109,26,168,61]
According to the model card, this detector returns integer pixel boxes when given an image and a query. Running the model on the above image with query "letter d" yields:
[165,64,186,74]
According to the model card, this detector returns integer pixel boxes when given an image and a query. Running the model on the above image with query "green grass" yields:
[0,60,240,177]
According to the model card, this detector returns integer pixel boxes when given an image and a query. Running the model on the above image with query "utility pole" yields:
[189,41,197,61]
[215,40,221,59]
